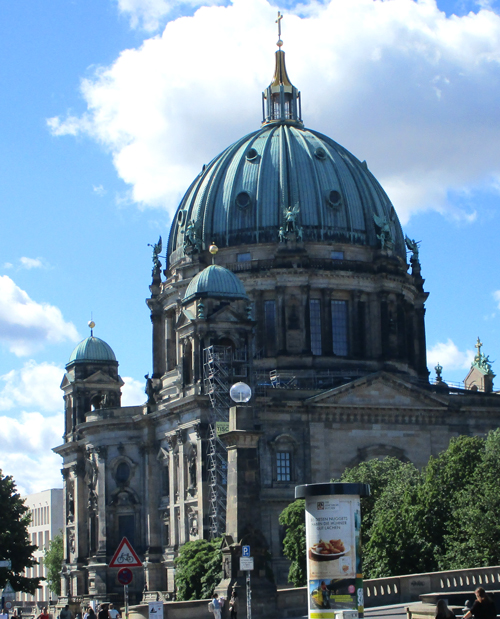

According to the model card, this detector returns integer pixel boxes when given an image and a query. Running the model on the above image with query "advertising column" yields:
[295,483,370,619]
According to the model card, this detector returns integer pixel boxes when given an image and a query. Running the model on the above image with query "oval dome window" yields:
[235,192,252,209]
[116,462,131,485]
[246,148,259,161]
[315,147,327,160]
[328,190,342,207]
[177,210,187,226]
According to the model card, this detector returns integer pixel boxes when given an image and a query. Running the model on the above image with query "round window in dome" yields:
[177,210,187,226]
[116,462,131,485]
[315,147,327,160]
[235,192,252,210]
[327,190,342,208]
[246,148,259,161]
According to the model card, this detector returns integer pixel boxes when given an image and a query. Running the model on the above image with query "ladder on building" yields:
[203,344,247,538]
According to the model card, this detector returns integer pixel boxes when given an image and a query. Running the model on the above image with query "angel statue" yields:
[373,213,394,250]
[404,236,420,261]
[148,236,162,275]
[182,219,202,252]
[283,204,300,234]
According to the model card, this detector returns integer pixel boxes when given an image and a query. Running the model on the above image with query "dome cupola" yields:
[67,321,117,365]
[183,264,248,303]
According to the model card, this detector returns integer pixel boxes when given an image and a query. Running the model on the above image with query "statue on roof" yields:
[148,236,163,276]
[280,204,303,243]
[373,213,394,250]
[472,337,495,376]
[405,236,420,262]
[183,219,202,253]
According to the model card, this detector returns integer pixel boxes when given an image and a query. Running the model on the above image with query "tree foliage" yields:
[43,533,63,596]
[0,471,41,594]
[278,432,500,582]
[174,537,223,601]
[278,499,306,587]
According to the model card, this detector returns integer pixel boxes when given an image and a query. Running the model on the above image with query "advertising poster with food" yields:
[305,495,363,618]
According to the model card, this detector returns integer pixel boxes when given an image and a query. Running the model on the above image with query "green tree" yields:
[174,537,223,600]
[0,471,41,594]
[278,499,306,587]
[43,533,63,596]
[443,429,500,569]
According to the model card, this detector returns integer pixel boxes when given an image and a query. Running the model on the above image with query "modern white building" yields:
[17,489,64,606]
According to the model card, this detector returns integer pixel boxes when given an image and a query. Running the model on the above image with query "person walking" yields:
[229,590,238,619]
[107,605,120,619]
[212,593,222,619]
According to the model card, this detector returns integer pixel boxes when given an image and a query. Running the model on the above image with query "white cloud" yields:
[0,412,64,495]
[0,275,80,356]
[0,360,63,412]
[493,289,500,308]
[116,0,225,31]
[427,338,474,371]
[121,375,145,406]
[19,257,45,270]
[93,184,107,196]
[3,263,13,270]
[48,0,500,224]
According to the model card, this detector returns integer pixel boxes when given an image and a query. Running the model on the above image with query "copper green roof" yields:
[183,265,248,303]
[167,123,405,266]
[68,336,117,364]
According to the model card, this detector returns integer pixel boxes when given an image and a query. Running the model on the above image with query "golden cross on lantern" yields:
[276,11,283,48]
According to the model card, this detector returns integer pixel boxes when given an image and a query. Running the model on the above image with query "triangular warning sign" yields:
[109,537,142,568]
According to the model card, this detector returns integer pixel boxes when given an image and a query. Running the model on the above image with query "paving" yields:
[286,604,410,618]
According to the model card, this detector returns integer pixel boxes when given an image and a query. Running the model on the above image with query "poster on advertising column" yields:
[295,482,370,619]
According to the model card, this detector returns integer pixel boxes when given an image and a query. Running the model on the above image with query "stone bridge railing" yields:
[364,565,500,606]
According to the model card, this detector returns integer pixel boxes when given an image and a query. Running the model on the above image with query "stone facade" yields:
[53,50,500,607]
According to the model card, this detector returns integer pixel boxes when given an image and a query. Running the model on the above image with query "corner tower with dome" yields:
[55,35,500,610]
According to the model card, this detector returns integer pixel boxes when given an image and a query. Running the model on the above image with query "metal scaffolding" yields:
[203,344,247,538]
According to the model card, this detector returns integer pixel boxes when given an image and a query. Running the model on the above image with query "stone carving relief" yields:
[85,449,98,512]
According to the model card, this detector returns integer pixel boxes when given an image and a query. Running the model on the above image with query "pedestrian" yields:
[37,608,50,619]
[435,599,456,618]
[211,593,222,619]
[97,605,109,619]
[86,608,96,619]
[59,606,72,619]
[229,590,238,619]
[108,606,120,619]
[464,587,497,619]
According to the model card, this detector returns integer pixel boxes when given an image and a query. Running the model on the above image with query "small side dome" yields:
[68,336,117,364]
[183,265,248,303]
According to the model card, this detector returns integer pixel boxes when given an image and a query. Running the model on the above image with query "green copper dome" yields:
[183,265,248,303]
[167,51,405,267]
[68,336,117,364]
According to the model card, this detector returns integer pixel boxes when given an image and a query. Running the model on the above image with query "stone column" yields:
[165,310,176,372]
[151,307,166,379]
[95,447,108,560]
[144,432,164,592]
[217,406,277,618]
[321,289,333,356]
[167,437,177,547]
[177,430,187,543]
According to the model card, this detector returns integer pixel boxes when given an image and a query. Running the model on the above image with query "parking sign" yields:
[242,545,250,557]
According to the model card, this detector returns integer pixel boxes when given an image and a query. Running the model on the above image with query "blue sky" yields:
[1,0,500,494]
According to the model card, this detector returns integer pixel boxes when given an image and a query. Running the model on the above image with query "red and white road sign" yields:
[109,537,142,568]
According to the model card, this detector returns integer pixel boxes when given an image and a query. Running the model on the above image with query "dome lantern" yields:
[262,13,302,126]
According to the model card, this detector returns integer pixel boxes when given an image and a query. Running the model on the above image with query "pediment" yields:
[83,370,124,386]
[208,305,244,323]
[176,310,195,328]
[60,373,73,389]
[307,372,448,409]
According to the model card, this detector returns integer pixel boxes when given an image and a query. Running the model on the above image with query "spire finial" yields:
[475,336,483,362]
[276,11,283,48]
[88,319,95,337]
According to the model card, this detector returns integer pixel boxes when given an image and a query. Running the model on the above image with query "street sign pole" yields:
[246,570,251,619]
[124,584,129,619]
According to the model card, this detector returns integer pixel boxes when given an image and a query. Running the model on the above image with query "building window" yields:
[116,462,131,485]
[331,251,344,260]
[332,300,348,356]
[264,300,276,355]
[118,515,135,547]
[237,252,251,262]
[276,452,291,481]
[309,299,322,355]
